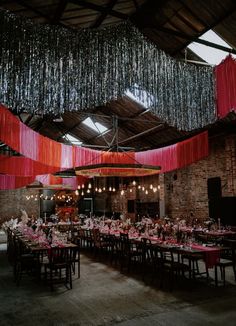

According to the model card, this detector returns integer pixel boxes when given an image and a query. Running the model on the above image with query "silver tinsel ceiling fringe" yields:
[0,10,216,131]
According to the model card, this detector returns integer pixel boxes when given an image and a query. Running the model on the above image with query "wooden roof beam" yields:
[51,0,68,24]
[56,119,84,141]
[131,0,169,26]
[132,0,140,10]
[88,105,153,143]
[14,0,71,29]
[117,124,165,146]
[91,0,118,28]
[173,10,200,34]
[171,4,236,55]
[146,25,236,55]
[177,0,209,28]
[14,0,53,22]
[69,0,128,20]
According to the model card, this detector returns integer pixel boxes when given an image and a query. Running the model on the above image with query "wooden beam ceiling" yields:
[171,3,236,55]
[69,0,128,20]
[51,0,68,24]
[149,26,236,55]
[91,0,118,28]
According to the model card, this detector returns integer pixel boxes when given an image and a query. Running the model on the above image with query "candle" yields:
[218,218,221,230]
[44,212,46,224]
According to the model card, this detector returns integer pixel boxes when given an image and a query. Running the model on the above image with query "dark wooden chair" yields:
[109,234,121,266]
[181,251,207,280]
[119,233,142,272]
[214,246,236,286]
[140,237,155,281]
[44,247,72,291]
[84,229,93,250]
[14,238,41,286]
[78,229,86,249]
[156,246,190,290]
[91,229,110,258]
[69,242,81,279]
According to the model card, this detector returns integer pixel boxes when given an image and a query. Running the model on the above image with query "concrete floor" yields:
[0,241,236,326]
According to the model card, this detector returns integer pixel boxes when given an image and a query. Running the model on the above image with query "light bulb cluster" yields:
[136,183,160,194]
[76,179,161,197]
[119,181,160,196]
[77,184,116,196]
[25,194,74,202]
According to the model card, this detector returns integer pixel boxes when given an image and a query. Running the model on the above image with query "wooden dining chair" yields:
[91,228,110,258]
[214,246,236,286]
[14,237,41,286]
[140,237,155,281]
[156,246,190,290]
[119,233,142,273]
[68,243,80,278]
[44,247,72,291]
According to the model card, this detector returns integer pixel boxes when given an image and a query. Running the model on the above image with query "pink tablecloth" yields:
[191,244,220,269]
[206,231,236,237]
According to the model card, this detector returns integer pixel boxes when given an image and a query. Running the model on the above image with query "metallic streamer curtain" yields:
[215,55,236,118]
[0,10,216,131]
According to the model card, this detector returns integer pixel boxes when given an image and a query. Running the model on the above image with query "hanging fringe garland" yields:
[0,154,64,176]
[35,175,88,190]
[0,175,35,190]
[136,131,208,173]
[215,55,236,118]
[0,173,88,190]
[0,104,209,174]
[0,9,216,131]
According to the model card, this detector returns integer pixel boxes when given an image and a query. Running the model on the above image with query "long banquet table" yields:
[98,229,221,270]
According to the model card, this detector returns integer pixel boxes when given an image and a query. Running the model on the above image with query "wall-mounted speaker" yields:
[209,197,236,226]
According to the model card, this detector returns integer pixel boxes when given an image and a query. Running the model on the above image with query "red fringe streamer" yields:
[0,154,62,176]
[0,104,209,182]
[215,55,236,118]
[0,175,35,190]
[135,132,208,173]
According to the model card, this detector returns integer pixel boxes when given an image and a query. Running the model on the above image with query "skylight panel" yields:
[63,134,82,145]
[187,30,235,65]
[82,117,108,134]
[125,84,154,108]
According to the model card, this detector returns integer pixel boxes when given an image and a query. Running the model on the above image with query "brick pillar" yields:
[159,173,165,217]
[225,136,236,195]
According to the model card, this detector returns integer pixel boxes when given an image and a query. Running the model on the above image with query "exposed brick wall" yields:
[1,134,235,225]
[225,136,236,195]
[0,188,39,225]
[164,134,236,221]
[111,175,159,221]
